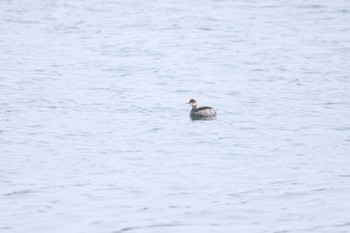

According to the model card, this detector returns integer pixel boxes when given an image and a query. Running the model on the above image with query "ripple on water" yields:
[1,0,350,232]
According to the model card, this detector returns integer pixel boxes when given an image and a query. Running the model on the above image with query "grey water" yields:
[1,0,350,232]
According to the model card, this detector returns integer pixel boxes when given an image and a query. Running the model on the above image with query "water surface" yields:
[1,0,350,232]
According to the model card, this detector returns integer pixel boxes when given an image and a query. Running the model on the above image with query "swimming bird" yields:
[187,99,216,120]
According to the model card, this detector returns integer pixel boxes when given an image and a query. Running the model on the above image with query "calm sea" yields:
[1,0,350,232]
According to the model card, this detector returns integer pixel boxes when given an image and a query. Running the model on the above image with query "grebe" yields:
[187,99,216,120]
